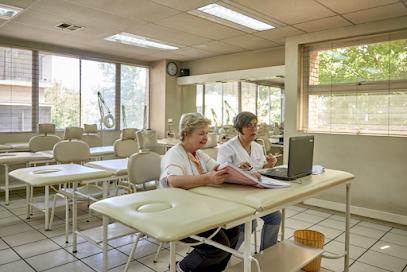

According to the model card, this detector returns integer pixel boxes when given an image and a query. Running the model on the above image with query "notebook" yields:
[217,162,290,189]
[257,135,314,181]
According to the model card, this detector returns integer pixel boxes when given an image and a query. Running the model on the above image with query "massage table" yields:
[3,142,30,151]
[190,169,354,272]
[157,138,180,152]
[8,164,113,232]
[89,188,257,272]
[36,146,115,160]
[0,152,53,204]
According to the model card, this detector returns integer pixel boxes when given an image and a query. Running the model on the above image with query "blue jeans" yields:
[236,210,282,251]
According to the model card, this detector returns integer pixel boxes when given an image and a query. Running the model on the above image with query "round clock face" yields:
[167,62,178,76]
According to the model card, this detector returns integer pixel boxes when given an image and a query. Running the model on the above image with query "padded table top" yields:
[4,142,30,150]
[9,164,112,186]
[36,146,115,159]
[85,158,128,176]
[190,169,354,212]
[90,188,256,243]
[0,145,11,150]
[157,139,180,146]
[0,152,53,164]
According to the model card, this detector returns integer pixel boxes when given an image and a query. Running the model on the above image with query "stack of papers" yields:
[312,165,325,174]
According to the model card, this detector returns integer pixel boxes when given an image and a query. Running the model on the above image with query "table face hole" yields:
[0,154,16,157]
[33,169,61,174]
[137,203,172,213]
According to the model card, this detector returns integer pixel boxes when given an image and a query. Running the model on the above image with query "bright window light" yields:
[0,4,22,19]
[197,4,274,31]
[104,33,179,50]
[380,245,390,249]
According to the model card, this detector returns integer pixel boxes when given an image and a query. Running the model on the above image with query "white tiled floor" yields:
[1,190,407,272]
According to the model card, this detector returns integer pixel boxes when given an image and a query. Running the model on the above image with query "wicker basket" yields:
[294,230,325,272]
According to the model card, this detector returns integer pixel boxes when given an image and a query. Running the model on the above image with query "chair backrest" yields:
[127,152,162,185]
[54,127,90,163]
[256,135,271,155]
[29,123,61,152]
[114,128,138,158]
[63,127,84,140]
[136,130,158,150]
[82,124,102,148]
[204,132,217,148]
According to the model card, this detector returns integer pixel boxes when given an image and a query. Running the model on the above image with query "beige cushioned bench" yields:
[85,158,128,176]
[90,187,256,243]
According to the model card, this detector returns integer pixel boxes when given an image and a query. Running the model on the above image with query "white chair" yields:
[49,127,104,242]
[29,123,61,152]
[82,124,102,148]
[114,128,139,158]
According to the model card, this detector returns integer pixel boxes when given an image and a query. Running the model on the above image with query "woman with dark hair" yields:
[217,111,281,251]
[159,112,239,272]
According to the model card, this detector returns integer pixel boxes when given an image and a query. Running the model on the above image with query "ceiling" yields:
[1,0,407,64]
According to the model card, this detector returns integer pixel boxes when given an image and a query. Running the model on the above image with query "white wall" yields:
[284,16,407,221]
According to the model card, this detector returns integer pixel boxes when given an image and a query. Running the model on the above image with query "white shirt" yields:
[217,136,266,171]
[158,143,218,189]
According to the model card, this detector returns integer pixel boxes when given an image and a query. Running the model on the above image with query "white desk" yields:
[190,169,354,272]
[9,164,112,231]
[0,152,53,204]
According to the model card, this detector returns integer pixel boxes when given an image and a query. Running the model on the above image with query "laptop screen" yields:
[287,136,314,177]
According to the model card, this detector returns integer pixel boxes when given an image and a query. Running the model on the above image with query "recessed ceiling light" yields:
[104,32,181,51]
[198,4,273,31]
[0,4,22,20]
[188,1,285,33]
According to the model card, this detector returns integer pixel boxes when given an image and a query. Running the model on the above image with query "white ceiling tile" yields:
[125,23,213,46]
[67,0,180,22]
[154,13,245,40]
[220,34,281,50]
[316,0,399,14]
[293,16,353,33]
[253,26,305,45]
[171,47,221,58]
[148,0,216,11]
[0,0,38,9]
[29,0,145,31]
[148,51,195,61]
[11,10,118,39]
[343,3,407,24]
[232,0,336,25]
[192,41,248,55]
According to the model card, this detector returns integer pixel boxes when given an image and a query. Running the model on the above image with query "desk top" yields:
[190,169,354,212]
[0,152,53,164]
[9,164,112,186]
[90,188,256,243]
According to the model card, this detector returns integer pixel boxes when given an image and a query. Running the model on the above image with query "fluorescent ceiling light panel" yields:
[198,4,274,31]
[104,33,180,50]
[0,4,22,20]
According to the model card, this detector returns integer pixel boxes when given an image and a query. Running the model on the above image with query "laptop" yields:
[257,135,314,180]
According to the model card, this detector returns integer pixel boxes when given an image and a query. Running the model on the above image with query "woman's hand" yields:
[237,161,251,170]
[207,164,231,185]
[264,154,277,169]
[245,171,262,180]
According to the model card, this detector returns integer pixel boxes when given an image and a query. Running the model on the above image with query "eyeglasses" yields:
[244,124,257,130]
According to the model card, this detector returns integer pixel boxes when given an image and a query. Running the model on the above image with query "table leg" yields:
[45,185,49,230]
[5,164,9,205]
[103,215,108,272]
[244,220,252,272]
[72,182,78,253]
[281,208,286,241]
[26,184,30,219]
[344,183,351,272]
[170,242,176,272]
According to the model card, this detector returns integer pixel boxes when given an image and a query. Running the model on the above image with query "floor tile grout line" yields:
[0,236,39,271]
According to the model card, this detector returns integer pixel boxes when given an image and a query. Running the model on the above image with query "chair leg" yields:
[124,233,143,272]
[153,242,164,263]
[65,196,69,243]
[254,226,258,254]
[49,194,59,230]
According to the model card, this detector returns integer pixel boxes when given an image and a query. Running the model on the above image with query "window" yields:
[0,47,32,132]
[0,45,149,133]
[120,64,148,129]
[197,81,283,127]
[81,60,116,128]
[301,31,407,136]
[39,53,80,129]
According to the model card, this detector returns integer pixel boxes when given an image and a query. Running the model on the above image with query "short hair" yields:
[233,112,257,134]
[179,112,211,141]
